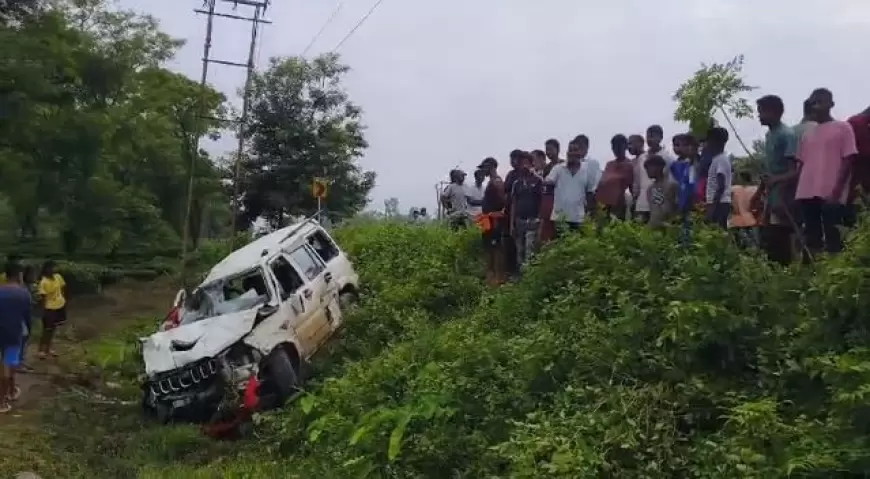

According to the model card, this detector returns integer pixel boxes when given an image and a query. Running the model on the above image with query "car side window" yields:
[287,246,325,281]
[307,230,339,263]
[270,256,305,300]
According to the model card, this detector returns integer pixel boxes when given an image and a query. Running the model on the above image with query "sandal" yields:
[0,403,10,414]
[49,351,59,358]
[37,352,47,360]
[8,386,21,402]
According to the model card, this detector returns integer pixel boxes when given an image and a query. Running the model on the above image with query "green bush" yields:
[30,218,870,477]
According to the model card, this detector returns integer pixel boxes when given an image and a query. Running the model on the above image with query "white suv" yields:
[140,219,359,422]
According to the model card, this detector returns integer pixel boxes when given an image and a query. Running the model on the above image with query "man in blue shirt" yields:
[1,261,31,413]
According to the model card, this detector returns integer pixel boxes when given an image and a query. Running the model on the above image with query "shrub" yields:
[42,218,870,477]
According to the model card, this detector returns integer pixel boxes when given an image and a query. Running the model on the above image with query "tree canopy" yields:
[236,54,376,230]
[1,1,374,262]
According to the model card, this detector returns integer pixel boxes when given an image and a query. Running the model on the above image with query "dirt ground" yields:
[1,277,177,423]
[7,279,177,414]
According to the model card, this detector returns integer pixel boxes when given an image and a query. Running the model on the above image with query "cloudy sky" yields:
[118,0,870,213]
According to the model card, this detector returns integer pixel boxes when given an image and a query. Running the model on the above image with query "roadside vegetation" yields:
[5,218,870,478]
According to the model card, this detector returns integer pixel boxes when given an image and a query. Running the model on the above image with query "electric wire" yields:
[301,1,347,56]
[330,0,387,53]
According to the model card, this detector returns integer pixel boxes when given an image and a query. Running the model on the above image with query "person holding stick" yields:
[756,94,801,265]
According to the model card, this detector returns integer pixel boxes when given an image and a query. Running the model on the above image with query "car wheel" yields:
[339,291,358,311]
[265,347,300,406]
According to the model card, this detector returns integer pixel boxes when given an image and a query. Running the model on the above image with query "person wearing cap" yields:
[475,157,507,286]
[440,169,472,229]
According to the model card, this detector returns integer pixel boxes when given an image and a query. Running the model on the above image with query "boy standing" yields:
[634,125,675,223]
[730,172,761,249]
[510,153,544,270]
[704,127,733,229]
[1,262,31,413]
[645,155,678,229]
[441,169,470,229]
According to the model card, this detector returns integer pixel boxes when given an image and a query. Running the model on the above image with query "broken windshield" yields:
[180,268,271,325]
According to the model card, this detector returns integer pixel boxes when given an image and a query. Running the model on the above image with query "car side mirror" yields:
[289,294,304,315]
[255,303,279,325]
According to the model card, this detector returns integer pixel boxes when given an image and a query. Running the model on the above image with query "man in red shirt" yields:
[847,107,870,225]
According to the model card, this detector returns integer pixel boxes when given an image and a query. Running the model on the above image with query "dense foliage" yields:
[66,218,848,478]
[1,1,373,273]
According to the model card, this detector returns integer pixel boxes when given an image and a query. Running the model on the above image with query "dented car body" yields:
[140,219,359,422]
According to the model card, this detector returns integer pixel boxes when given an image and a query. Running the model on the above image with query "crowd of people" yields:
[0,258,68,413]
[441,88,870,285]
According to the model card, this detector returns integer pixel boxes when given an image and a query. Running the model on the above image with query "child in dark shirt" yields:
[511,152,544,270]
[645,155,678,229]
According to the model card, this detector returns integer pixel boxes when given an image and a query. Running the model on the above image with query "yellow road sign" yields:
[312,178,328,199]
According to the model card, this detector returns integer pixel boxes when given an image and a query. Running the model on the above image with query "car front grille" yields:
[150,358,220,398]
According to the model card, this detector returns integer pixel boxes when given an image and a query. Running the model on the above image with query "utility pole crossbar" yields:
[179,0,271,287]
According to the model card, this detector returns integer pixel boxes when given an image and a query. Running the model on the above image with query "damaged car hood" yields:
[142,309,258,376]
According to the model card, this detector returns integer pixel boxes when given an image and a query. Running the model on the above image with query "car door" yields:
[284,244,338,353]
[264,254,319,356]
[306,228,354,287]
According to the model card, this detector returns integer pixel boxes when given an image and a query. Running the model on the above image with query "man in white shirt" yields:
[704,127,733,229]
[633,125,676,223]
[545,135,601,234]
[465,169,486,217]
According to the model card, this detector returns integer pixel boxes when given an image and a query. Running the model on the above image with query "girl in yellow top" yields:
[37,260,66,359]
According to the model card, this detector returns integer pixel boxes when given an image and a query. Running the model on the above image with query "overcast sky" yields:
[117,0,870,213]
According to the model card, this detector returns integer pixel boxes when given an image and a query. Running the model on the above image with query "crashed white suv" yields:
[140,219,359,422]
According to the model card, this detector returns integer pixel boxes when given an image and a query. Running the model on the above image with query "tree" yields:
[0,0,229,256]
[236,54,376,230]
[673,55,756,148]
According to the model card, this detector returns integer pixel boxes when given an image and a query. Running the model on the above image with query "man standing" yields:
[793,99,819,144]
[477,157,507,286]
[795,88,859,257]
[756,94,800,265]
[503,150,525,276]
[596,134,635,220]
[1,262,31,414]
[704,127,733,229]
[539,139,563,243]
[546,135,601,234]
[466,169,486,218]
[510,153,544,271]
[846,106,870,226]
[634,125,674,223]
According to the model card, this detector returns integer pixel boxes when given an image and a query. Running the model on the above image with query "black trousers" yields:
[761,225,793,266]
[800,198,844,254]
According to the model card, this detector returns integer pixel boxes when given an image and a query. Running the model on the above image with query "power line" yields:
[331,0,387,53]
[301,0,346,57]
